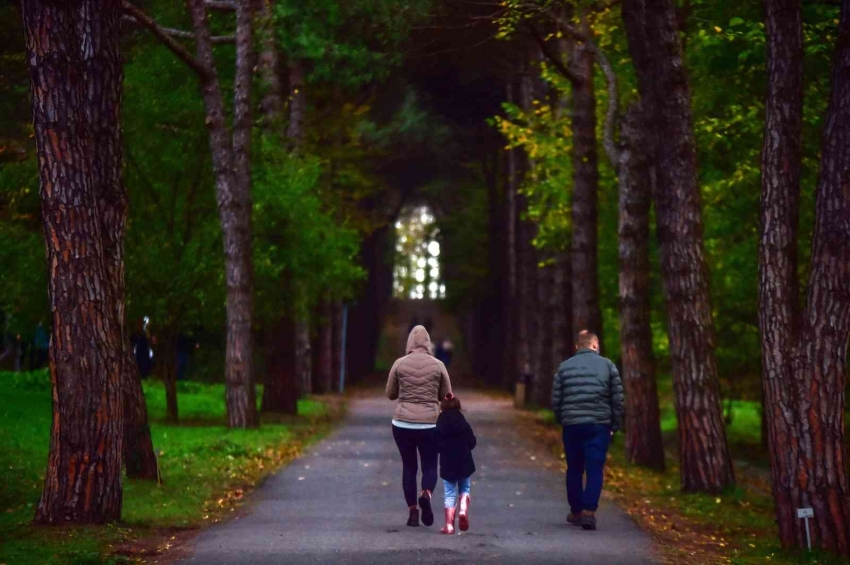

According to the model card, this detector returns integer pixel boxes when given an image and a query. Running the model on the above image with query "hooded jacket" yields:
[436,408,476,482]
[386,326,452,424]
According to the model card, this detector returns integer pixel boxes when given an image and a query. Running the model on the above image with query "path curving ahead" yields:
[178,391,655,565]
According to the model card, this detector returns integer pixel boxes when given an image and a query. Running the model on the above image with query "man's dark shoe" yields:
[418,492,434,526]
[567,513,581,526]
[580,511,597,531]
[407,507,420,527]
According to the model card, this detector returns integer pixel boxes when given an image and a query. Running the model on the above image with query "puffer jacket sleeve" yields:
[438,361,452,400]
[386,358,402,400]
[609,360,624,431]
[551,367,564,425]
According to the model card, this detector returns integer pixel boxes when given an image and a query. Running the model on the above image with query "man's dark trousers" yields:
[562,423,611,515]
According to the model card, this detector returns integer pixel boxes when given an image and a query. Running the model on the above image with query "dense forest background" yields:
[1,0,849,560]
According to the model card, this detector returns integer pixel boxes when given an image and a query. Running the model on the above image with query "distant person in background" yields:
[551,330,624,531]
[131,319,154,378]
[435,338,454,369]
[176,334,196,381]
[33,322,49,369]
[407,315,420,334]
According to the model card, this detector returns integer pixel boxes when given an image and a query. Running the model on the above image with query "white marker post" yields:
[797,507,813,550]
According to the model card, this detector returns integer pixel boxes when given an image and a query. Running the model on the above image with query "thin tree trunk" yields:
[550,252,570,371]
[568,29,603,346]
[313,300,333,394]
[286,59,306,148]
[187,0,258,428]
[331,301,343,392]
[503,82,519,390]
[24,0,124,523]
[618,105,665,470]
[621,0,734,493]
[786,0,850,550]
[154,331,180,424]
[256,0,283,129]
[262,319,299,413]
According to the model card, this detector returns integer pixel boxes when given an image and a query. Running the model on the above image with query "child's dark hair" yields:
[441,393,462,412]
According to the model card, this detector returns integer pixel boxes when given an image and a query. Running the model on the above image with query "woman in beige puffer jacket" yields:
[386,325,452,528]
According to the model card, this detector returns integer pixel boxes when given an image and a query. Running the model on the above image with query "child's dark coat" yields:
[436,409,476,482]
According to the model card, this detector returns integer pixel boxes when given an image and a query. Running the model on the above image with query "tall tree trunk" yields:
[286,59,306,148]
[503,82,519,390]
[24,0,125,524]
[188,0,258,428]
[87,0,156,479]
[262,319,299,413]
[157,332,179,424]
[568,30,603,346]
[758,0,806,549]
[550,252,571,372]
[621,0,734,493]
[122,353,158,478]
[313,300,333,394]
[761,0,850,551]
[617,105,665,471]
[256,0,282,129]
[331,301,343,392]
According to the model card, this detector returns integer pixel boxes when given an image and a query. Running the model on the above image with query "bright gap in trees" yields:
[393,205,445,300]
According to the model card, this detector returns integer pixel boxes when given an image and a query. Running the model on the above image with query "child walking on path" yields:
[435,393,476,534]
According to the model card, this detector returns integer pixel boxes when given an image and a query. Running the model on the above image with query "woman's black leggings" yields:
[392,425,438,507]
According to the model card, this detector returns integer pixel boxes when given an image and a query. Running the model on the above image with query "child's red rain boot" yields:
[440,507,456,534]
[458,494,470,531]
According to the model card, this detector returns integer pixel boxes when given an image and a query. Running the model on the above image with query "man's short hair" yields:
[576,330,599,349]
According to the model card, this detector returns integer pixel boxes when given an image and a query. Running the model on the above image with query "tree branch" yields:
[541,12,622,164]
[121,1,214,79]
[588,41,620,165]
[206,0,237,10]
[525,22,582,85]
[122,16,235,44]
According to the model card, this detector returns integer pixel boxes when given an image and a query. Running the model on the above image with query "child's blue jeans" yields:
[443,477,471,509]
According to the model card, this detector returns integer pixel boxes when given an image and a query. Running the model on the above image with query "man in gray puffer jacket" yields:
[551,330,624,531]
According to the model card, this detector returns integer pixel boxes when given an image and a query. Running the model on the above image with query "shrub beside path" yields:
[177,391,655,565]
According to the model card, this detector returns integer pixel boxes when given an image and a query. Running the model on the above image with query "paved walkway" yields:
[179,391,655,564]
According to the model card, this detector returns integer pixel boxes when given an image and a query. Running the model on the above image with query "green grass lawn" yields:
[0,371,339,565]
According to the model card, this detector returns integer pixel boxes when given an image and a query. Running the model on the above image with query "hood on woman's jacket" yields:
[406,325,433,355]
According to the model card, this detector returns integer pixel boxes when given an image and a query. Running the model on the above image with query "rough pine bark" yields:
[188,0,258,428]
[568,34,603,344]
[24,0,125,523]
[786,0,850,551]
[617,106,665,470]
[758,0,806,549]
[84,0,157,479]
[622,0,734,492]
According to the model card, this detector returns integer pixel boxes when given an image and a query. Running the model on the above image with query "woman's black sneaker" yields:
[418,493,434,526]
[407,507,420,527]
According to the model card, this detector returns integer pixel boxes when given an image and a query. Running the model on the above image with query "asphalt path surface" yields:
[178,391,654,565]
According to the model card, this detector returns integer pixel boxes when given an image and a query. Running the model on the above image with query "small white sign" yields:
[797,508,814,519]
